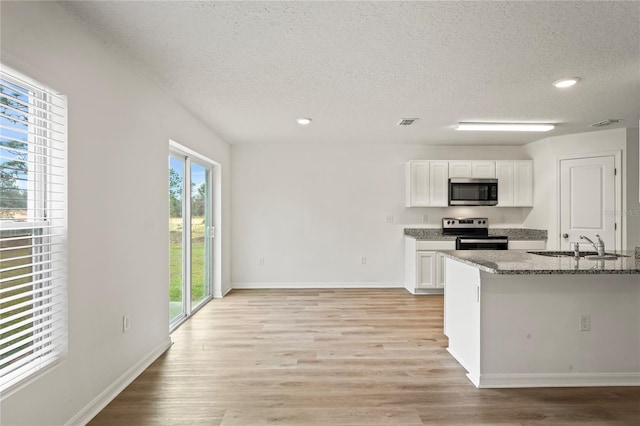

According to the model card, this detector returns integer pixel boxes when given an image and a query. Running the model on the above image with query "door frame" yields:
[169,140,222,331]
[556,150,622,250]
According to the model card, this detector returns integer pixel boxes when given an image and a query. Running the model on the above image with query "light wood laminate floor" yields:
[90,289,640,425]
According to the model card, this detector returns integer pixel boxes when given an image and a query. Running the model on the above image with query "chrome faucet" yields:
[580,234,605,256]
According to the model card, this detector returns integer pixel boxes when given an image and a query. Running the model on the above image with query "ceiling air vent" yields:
[590,119,621,128]
[398,118,419,126]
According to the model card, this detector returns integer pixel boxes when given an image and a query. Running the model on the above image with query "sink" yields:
[584,255,623,260]
[527,251,629,259]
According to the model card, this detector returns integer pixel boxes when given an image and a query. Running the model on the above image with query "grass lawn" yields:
[169,216,208,320]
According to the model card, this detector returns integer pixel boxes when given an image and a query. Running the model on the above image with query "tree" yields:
[168,168,183,218]
[0,85,29,218]
[191,182,206,217]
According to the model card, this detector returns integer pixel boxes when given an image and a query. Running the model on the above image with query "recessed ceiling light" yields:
[553,78,580,88]
[456,122,555,132]
[296,117,312,125]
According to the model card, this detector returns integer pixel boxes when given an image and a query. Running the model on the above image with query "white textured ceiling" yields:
[60,1,639,146]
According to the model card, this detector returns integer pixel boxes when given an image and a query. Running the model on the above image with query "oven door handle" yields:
[458,238,508,244]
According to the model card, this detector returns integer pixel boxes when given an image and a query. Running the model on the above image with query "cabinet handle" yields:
[562,233,569,238]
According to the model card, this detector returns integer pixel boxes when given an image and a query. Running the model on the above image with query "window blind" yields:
[0,65,67,392]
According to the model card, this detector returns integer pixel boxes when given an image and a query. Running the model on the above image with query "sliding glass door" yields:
[169,154,213,328]
[169,156,185,324]
[189,162,209,308]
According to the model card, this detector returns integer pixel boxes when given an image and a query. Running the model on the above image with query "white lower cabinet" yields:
[405,237,547,295]
[405,238,453,294]
[416,251,437,288]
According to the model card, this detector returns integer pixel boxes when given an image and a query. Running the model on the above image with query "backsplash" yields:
[399,206,528,227]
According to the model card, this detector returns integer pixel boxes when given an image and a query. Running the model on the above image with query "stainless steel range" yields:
[442,217,508,250]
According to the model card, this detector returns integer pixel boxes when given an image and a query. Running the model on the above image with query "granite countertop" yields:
[404,228,548,241]
[440,250,640,275]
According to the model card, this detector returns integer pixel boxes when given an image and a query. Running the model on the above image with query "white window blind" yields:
[0,65,67,392]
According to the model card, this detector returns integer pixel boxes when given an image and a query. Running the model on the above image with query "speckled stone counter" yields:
[404,228,547,241]
[440,250,640,275]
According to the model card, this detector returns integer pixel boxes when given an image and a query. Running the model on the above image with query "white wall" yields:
[625,127,640,248]
[0,2,231,425]
[523,127,640,250]
[231,144,528,286]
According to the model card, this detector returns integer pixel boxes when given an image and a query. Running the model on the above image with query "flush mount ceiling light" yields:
[553,77,580,88]
[296,117,312,125]
[456,122,555,132]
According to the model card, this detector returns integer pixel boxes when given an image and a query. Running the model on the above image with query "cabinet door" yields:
[472,161,496,178]
[416,251,436,288]
[496,161,515,207]
[406,161,429,207]
[514,161,533,206]
[448,161,472,178]
[436,252,446,288]
[429,161,449,206]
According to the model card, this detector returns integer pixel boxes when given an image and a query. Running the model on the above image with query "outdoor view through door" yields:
[169,153,213,328]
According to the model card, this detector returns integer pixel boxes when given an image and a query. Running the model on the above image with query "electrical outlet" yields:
[579,314,591,332]
[361,257,367,264]
[386,215,394,223]
[259,257,264,266]
[123,315,130,333]
[422,214,429,223]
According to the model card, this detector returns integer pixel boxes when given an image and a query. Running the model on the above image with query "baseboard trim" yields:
[221,284,233,296]
[476,372,640,388]
[213,282,232,298]
[405,287,444,295]
[232,282,404,289]
[65,337,173,426]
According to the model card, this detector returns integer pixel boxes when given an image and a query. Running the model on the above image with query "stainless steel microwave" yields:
[448,178,498,206]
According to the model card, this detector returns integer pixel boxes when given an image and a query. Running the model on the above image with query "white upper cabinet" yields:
[429,161,449,207]
[406,160,448,207]
[407,159,533,208]
[496,161,515,206]
[448,160,495,178]
[471,161,496,178]
[406,161,430,207]
[448,161,473,178]
[513,160,533,206]
[496,160,533,207]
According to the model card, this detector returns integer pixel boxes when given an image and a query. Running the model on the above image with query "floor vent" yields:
[398,118,419,126]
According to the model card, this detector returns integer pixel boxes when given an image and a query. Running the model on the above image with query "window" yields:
[0,65,67,392]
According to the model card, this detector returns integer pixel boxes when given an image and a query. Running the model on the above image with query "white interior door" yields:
[559,156,616,251]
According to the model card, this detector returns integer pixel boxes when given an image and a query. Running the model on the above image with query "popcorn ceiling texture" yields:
[59,1,639,146]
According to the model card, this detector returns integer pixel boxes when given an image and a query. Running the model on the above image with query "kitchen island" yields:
[441,250,640,388]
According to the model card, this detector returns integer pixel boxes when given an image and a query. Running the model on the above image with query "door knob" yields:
[562,233,569,238]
